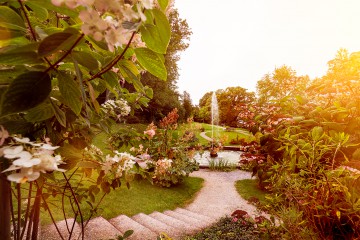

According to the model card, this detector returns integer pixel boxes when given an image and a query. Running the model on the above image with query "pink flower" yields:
[144,129,155,138]
[0,126,9,146]
[232,217,238,222]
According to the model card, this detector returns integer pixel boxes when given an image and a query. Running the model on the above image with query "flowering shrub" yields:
[236,58,360,238]
[51,0,153,51]
[0,0,171,238]
[129,109,199,187]
[101,99,131,121]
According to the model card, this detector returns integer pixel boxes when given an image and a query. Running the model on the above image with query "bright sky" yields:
[174,0,360,105]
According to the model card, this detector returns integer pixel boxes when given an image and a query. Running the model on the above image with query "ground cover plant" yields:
[182,215,281,240]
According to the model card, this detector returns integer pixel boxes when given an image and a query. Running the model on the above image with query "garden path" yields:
[187,169,265,219]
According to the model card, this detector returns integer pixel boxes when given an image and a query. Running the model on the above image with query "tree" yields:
[197,87,255,127]
[256,65,310,104]
[182,91,194,120]
[216,87,255,127]
[132,8,192,122]
[196,91,213,123]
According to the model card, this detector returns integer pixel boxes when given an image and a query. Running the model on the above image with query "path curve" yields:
[199,131,213,142]
[186,169,267,220]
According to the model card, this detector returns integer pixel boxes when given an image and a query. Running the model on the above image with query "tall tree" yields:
[182,91,194,120]
[217,87,255,126]
[256,65,309,104]
[133,8,192,122]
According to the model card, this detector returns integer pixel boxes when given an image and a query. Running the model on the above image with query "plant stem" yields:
[62,173,84,240]
[17,184,21,240]
[20,182,33,239]
[87,32,136,82]
[18,0,36,41]
[31,184,42,240]
[0,174,11,240]
[36,181,65,240]
[44,34,85,74]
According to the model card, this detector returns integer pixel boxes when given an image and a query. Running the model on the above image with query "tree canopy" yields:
[256,65,310,104]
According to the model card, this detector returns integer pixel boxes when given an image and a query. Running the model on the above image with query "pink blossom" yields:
[144,129,155,138]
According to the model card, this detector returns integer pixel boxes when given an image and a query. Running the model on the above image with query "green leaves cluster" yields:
[0,1,171,125]
[242,50,360,239]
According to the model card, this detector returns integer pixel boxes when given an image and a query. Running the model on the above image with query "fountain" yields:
[192,91,243,168]
[210,92,219,157]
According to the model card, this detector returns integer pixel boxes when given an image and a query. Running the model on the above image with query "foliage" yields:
[0,0,173,239]
[208,158,236,172]
[256,65,309,104]
[238,50,360,239]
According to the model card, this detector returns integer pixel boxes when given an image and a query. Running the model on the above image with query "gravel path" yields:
[186,169,267,220]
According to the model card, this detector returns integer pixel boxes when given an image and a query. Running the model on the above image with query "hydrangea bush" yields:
[110,108,199,187]
[0,0,171,239]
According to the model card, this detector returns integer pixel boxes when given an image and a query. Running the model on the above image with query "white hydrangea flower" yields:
[1,137,64,183]
[7,169,41,184]
[140,0,154,9]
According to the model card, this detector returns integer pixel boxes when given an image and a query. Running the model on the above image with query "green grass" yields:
[40,176,203,224]
[235,179,267,206]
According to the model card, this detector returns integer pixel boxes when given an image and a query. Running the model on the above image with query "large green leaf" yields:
[50,99,66,127]
[28,0,78,18]
[103,72,120,89]
[118,59,144,92]
[118,59,140,76]
[157,0,169,11]
[58,71,82,115]
[0,71,51,116]
[140,9,170,54]
[25,2,49,21]
[25,101,54,122]
[0,52,43,65]
[311,126,324,141]
[140,24,165,54]
[152,9,171,49]
[0,6,25,29]
[119,65,144,94]
[0,120,33,135]
[72,51,99,71]
[134,48,167,80]
[38,32,79,57]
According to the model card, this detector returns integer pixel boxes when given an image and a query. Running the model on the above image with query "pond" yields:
[193,150,242,167]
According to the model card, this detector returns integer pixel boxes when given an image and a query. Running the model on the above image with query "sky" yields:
[174,0,360,105]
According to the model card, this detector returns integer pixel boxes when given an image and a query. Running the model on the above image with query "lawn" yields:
[40,176,204,224]
[235,179,268,206]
